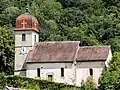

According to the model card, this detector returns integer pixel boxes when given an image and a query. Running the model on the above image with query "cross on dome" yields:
[21,20,27,28]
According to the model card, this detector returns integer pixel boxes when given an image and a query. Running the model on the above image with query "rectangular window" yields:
[34,35,36,42]
[89,68,93,77]
[61,68,64,77]
[37,68,40,77]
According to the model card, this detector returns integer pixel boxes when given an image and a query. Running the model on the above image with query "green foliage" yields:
[103,0,120,7]
[80,76,97,90]
[0,73,6,89]
[0,27,14,74]
[0,0,120,76]
[0,0,120,51]
[99,52,120,90]
[0,75,76,90]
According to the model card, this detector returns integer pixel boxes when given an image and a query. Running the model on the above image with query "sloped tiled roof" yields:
[76,46,111,61]
[26,41,111,63]
[26,41,80,62]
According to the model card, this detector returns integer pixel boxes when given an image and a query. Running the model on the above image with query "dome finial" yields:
[25,4,29,14]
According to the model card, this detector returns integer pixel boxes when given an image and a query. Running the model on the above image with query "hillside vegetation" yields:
[0,0,120,74]
[0,0,120,90]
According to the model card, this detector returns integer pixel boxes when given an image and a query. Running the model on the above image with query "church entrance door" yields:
[48,75,53,81]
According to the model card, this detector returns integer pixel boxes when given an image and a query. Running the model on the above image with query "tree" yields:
[0,27,14,74]
[99,52,120,90]
[103,0,120,7]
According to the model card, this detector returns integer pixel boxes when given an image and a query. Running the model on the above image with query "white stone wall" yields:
[26,61,106,86]
[15,30,39,75]
[105,49,112,67]
[32,31,39,46]
[76,61,105,85]
[15,31,33,47]
[26,63,74,85]
[15,47,32,70]
[15,30,39,47]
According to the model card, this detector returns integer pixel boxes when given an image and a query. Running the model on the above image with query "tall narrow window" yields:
[89,68,93,77]
[22,33,26,41]
[61,68,64,77]
[34,35,36,42]
[37,68,40,77]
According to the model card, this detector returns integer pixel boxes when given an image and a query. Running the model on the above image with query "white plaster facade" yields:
[26,49,112,86]
[15,30,39,75]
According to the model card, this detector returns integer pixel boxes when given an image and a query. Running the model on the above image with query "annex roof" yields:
[76,46,111,61]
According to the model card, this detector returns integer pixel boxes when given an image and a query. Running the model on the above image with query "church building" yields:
[14,13,112,86]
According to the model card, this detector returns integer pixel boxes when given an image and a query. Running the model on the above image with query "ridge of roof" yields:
[35,41,80,44]
[79,45,111,48]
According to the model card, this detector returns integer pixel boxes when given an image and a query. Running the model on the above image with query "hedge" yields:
[0,75,78,90]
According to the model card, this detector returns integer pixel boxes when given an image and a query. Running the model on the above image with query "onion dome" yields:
[15,13,39,32]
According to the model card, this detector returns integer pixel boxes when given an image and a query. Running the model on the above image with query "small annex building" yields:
[14,13,112,86]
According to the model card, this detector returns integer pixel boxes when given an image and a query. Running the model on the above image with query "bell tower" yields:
[14,13,39,76]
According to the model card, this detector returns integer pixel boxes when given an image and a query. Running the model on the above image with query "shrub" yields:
[80,76,97,90]
[0,75,75,90]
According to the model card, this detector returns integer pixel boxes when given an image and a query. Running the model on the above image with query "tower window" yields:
[89,68,93,77]
[34,35,36,42]
[22,33,26,41]
[37,68,40,77]
[61,68,64,77]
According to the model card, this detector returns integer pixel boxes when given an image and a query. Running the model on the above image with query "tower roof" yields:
[15,13,39,32]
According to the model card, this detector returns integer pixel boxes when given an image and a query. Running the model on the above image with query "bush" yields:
[99,52,120,90]
[0,75,76,90]
[80,76,97,90]
[0,73,6,89]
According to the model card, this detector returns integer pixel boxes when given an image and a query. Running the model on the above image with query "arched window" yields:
[89,68,93,77]
[37,68,40,77]
[22,33,26,41]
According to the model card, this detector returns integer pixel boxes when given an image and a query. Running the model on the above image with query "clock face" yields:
[20,47,27,55]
